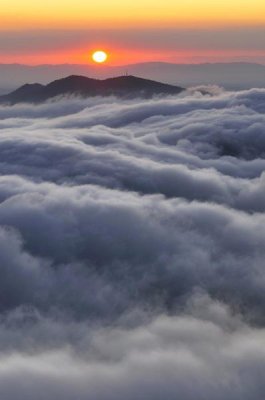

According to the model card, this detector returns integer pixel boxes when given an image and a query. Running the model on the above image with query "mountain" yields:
[0,75,184,104]
[0,62,265,94]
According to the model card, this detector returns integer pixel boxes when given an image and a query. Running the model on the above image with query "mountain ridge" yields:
[0,62,265,94]
[0,75,184,104]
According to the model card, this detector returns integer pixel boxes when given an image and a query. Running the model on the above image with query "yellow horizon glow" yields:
[1,48,264,66]
[1,0,265,30]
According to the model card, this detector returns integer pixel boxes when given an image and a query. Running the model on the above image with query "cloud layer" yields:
[0,88,265,398]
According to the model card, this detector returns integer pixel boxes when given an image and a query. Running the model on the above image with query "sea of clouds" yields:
[0,87,265,399]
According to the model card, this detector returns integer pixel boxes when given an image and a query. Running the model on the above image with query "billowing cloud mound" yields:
[0,89,265,399]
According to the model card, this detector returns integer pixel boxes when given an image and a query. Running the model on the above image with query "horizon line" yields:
[0,61,265,67]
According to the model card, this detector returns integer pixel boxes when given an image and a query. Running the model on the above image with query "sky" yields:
[0,0,265,64]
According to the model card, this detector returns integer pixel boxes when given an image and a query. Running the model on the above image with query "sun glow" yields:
[92,51,108,63]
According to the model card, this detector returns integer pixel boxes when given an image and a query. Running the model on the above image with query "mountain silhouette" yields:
[1,62,265,94]
[0,75,184,104]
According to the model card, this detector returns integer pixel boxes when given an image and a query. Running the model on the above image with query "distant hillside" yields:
[0,62,264,94]
[0,62,265,94]
[125,62,265,90]
[0,75,184,104]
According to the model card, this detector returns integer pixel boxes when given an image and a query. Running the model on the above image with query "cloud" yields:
[0,88,265,398]
[0,295,265,400]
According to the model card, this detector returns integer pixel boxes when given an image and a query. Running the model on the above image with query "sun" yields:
[92,50,108,64]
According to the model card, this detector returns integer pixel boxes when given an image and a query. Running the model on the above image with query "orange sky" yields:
[0,0,265,64]
[1,46,265,66]
[2,0,265,29]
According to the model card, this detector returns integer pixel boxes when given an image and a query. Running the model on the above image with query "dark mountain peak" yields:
[6,83,44,103]
[0,75,184,104]
[46,75,98,89]
[12,83,44,93]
